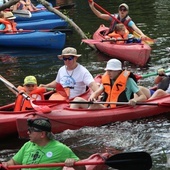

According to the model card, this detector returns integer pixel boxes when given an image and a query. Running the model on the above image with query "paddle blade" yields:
[56,83,68,98]
[31,100,51,113]
[106,152,152,170]
[82,39,101,44]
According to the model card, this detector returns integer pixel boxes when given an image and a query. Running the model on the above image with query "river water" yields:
[0,0,170,169]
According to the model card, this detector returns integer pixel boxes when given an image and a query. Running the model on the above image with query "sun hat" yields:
[23,76,37,85]
[27,118,55,140]
[4,12,16,20]
[58,47,81,60]
[119,3,129,11]
[104,59,122,71]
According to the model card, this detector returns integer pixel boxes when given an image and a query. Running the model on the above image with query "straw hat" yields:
[58,47,81,60]
[4,12,16,20]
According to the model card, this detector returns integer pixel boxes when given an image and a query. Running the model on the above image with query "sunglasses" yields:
[63,56,74,61]
[25,84,36,87]
[28,127,42,133]
[119,8,127,12]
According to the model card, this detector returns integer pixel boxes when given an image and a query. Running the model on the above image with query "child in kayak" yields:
[105,23,141,44]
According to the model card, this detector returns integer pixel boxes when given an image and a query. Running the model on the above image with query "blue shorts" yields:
[150,89,155,96]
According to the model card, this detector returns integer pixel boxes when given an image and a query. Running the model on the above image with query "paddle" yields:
[12,10,32,18]
[0,152,152,170]
[135,69,170,80]
[0,75,51,113]
[56,83,68,99]
[82,38,135,44]
[69,100,170,107]
[89,0,155,45]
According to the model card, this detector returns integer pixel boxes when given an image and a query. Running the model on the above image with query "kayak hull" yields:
[0,31,66,49]
[16,94,170,139]
[15,10,60,21]
[92,25,151,66]
[17,19,68,30]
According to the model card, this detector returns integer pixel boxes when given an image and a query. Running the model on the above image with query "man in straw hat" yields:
[89,0,146,39]
[40,47,99,99]
[2,118,85,170]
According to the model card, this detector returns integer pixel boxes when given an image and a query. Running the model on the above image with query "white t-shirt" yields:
[56,64,94,98]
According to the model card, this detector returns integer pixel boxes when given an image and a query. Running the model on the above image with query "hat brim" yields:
[24,82,37,85]
[8,16,16,20]
[58,54,81,60]
[104,67,122,71]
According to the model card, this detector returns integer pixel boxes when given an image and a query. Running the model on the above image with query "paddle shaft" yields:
[137,69,170,79]
[70,101,169,106]
[3,151,152,170]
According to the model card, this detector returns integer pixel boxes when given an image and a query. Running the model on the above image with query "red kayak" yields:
[0,89,91,138]
[86,25,151,66]
[16,93,170,139]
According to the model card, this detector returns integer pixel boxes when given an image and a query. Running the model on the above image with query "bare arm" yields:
[89,0,110,21]
[88,85,104,101]
[131,23,146,38]
[39,80,56,88]
[2,159,18,168]
[88,81,99,92]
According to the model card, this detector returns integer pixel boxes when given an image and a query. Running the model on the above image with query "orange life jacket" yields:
[14,87,46,111]
[101,70,130,108]
[0,19,17,32]
[108,29,129,44]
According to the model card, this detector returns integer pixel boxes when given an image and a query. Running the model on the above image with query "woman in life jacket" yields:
[89,1,147,39]
[0,12,17,33]
[70,59,147,109]
[14,75,46,111]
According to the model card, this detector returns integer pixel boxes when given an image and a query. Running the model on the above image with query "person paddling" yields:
[70,59,147,109]
[2,118,85,170]
[89,1,147,39]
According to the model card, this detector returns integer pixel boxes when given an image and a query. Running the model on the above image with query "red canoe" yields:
[86,25,151,66]
[16,93,170,139]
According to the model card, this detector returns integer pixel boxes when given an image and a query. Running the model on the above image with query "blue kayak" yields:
[15,10,60,21]
[17,18,68,30]
[0,31,66,49]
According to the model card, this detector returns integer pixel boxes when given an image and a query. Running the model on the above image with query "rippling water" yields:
[0,0,170,169]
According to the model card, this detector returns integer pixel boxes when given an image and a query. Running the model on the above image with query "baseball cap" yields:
[23,76,37,85]
[27,118,55,140]
[104,59,122,71]
[119,3,129,11]
[58,47,81,60]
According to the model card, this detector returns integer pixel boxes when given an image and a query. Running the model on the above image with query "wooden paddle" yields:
[12,10,32,18]
[0,152,152,170]
[135,69,170,80]
[89,0,155,45]
[0,75,51,113]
